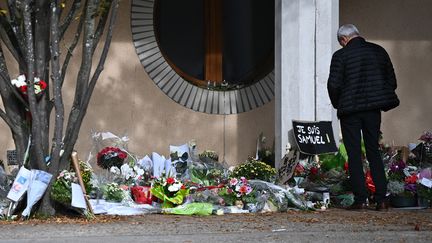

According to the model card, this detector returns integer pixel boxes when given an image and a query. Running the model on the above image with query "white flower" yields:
[17,75,26,83]
[168,182,182,192]
[121,164,135,180]
[110,166,120,175]
[133,165,144,176]
[11,76,26,88]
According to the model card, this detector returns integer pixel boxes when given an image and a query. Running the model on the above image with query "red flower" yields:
[344,162,349,172]
[180,185,186,190]
[118,151,127,159]
[239,185,248,194]
[19,85,28,93]
[38,80,47,90]
[405,174,418,184]
[166,177,175,185]
[310,167,319,175]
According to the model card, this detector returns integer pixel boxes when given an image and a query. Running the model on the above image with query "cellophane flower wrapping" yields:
[162,202,214,216]
[247,180,311,212]
[89,131,137,170]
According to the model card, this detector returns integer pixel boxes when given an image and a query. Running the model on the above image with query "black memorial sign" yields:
[292,120,338,155]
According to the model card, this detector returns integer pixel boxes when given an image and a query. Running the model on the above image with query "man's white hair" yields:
[337,24,360,41]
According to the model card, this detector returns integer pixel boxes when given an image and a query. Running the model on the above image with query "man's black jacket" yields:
[327,37,399,118]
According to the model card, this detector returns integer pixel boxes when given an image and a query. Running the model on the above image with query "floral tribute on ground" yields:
[3,130,432,219]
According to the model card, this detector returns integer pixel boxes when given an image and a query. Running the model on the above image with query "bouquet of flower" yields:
[150,176,189,208]
[103,182,125,202]
[387,160,418,196]
[189,161,226,187]
[417,131,432,163]
[232,158,277,182]
[80,161,94,193]
[97,147,127,169]
[51,161,93,206]
[109,163,145,185]
[11,74,47,96]
[51,170,78,206]
[218,177,253,206]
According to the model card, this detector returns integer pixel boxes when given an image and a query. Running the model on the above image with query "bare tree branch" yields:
[59,0,83,39]
[60,0,119,169]
[71,0,97,109]
[22,0,46,170]
[86,0,118,99]
[6,0,26,65]
[0,14,27,69]
[49,0,65,173]
[91,0,113,54]
[60,12,84,88]
[34,0,52,155]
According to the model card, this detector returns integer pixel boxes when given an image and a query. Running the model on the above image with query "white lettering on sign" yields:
[296,125,327,145]
[296,125,305,134]
[297,134,325,144]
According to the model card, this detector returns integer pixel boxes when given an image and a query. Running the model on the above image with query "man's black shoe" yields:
[375,202,389,211]
[346,203,368,210]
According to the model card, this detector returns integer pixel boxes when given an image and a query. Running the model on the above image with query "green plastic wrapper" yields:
[163,203,214,216]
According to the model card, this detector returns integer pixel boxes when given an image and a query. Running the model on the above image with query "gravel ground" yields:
[1,208,432,242]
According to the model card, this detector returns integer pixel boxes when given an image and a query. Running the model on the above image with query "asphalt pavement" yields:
[0,208,431,243]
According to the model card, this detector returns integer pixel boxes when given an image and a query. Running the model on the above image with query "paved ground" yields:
[1,208,432,242]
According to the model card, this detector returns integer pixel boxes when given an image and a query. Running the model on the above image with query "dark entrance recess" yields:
[154,0,274,89]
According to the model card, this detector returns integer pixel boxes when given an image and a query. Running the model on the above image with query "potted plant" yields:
[387,160,418,207]
[232,158,277,183]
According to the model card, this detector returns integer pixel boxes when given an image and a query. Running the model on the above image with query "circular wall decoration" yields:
[131,0,274,114]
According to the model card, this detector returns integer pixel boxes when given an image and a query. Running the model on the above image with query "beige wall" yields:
[0,1,275,167]
[340,0,432,146]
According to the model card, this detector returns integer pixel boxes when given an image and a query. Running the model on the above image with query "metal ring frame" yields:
[131,0,274,114]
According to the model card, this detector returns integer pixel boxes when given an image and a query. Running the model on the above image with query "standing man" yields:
[327,24,399,211]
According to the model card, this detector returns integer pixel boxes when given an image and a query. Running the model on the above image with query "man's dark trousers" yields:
[340,109,387,204]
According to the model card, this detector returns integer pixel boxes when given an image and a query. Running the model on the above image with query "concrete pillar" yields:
[275,0,339,168]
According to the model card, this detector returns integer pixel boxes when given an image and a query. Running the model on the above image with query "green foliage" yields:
[189,164,224,186]
[319,153,345,172]
[218,187,235,206]
[103,183,124,202]
[151,185,189,208]
[51,161,93,206]
[79,160,93,193]
[51,175,73,206]
[232,158,277,182]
